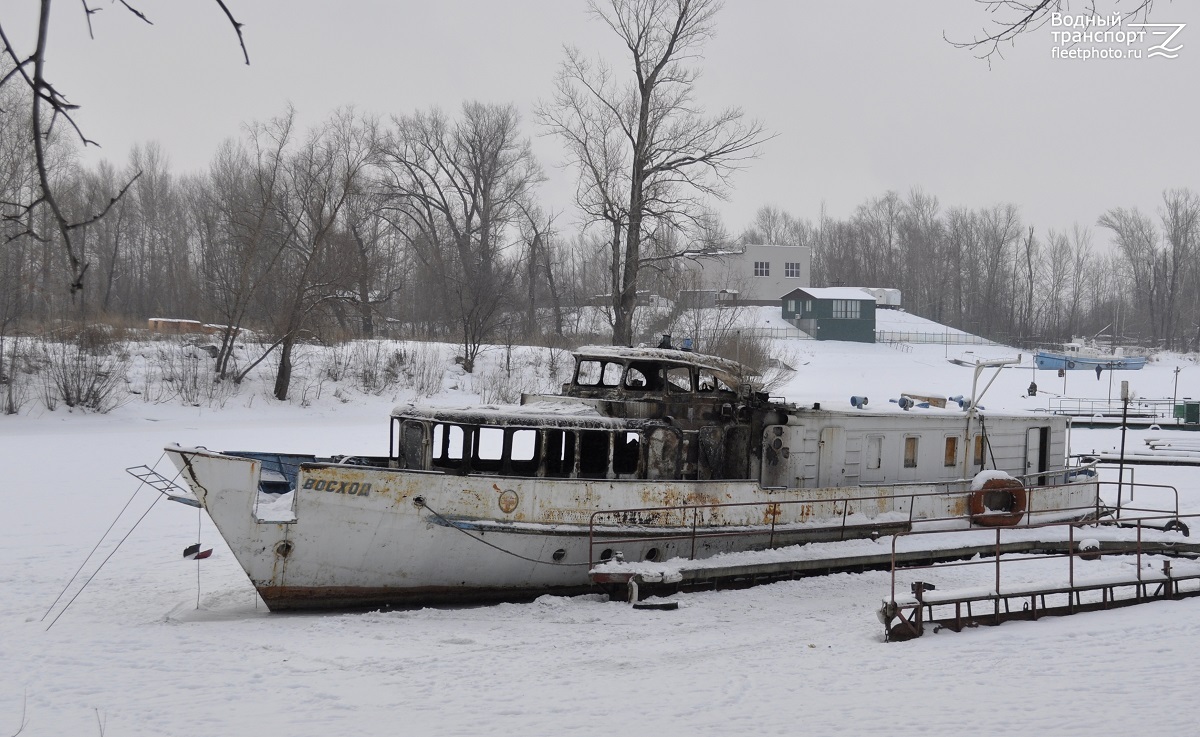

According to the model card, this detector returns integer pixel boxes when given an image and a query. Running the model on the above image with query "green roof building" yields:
[782,287,876,343]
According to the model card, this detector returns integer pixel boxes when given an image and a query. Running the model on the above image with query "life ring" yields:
[969,477,1027,527]
[1067,360,1076,369]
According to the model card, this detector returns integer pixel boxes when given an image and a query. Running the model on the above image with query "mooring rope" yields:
[46,493,163,631]
[417,500,595,568]
[195,505,203,610]
[41,452,166,622]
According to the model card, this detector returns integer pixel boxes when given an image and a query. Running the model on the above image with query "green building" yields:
[782,287,876,343]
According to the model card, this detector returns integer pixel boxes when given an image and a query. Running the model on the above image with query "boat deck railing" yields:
[1050,397,1177,419]
[585,466,1138,567]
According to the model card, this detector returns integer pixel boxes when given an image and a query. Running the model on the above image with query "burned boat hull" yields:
[160,344,1104,611]
[166,444,1099,611]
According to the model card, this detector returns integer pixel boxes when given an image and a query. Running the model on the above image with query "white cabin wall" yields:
[777,411,1069,490]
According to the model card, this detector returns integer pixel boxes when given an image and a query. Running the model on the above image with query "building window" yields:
[832,300,861,319]
[786,299,797,313]
[903,436,918,468]
[753,261,770,277]
[974,435,987,467]
[785,262,802,278]
[805,300,812,313]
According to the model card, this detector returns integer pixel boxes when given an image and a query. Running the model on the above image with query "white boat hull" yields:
[166,444,1100,610]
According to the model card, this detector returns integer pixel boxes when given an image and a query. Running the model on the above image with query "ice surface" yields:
[3,333,1199,735]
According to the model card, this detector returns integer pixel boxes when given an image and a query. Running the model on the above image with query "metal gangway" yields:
[879,490,1200,642]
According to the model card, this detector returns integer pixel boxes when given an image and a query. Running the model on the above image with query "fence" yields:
[1050,397,1178,419]
[875,330,997,346]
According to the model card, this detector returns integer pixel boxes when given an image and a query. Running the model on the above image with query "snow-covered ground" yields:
[2,329,1199,736]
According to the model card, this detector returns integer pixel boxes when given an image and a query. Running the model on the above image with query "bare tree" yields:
[377,102,542,371]
[1098,206,1159,343]
[516,203,562,339]
[266,109,373,400]
[0,1,247,296]
[538,0,769,346]
[198,115,294,379]
[1158,188,1199,350]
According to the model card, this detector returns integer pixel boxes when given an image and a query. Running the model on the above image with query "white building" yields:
[683,244,812,305]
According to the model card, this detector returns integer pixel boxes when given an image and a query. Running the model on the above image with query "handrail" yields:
[587,465,1108,567]
[1096,479,1181,518]
[884,510,1195,607]
[1050,397,1179,418]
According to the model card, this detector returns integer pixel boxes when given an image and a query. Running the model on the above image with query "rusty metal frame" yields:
[881,505,1198,641]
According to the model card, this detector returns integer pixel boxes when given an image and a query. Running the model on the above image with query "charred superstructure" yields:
[390,346,782,485]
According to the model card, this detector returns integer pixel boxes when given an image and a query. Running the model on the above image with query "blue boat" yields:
[1035,342,1147,371]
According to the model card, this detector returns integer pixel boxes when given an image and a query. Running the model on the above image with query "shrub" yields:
[38,334,130,413]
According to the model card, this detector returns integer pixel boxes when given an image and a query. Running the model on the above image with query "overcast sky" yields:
[6,1,1198,247]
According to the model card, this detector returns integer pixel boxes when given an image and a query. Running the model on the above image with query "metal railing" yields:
[875,330,997,346]
[1050,397,1179,419]
[733,326,813,341]
[883,510,1198,630]
[586,464,1108,567]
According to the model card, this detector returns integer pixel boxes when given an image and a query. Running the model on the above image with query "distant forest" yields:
[741,189,1200,353]
[4,86,1197,349]
[4,85,1196,354]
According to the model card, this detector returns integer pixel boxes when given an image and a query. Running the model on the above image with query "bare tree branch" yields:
[949,0,1156,64]
[0,0,249,295]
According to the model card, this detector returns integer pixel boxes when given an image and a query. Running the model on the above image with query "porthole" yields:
[552,549,566,562]
[644,547,660,562]
[274,541,293,558]
[599,548,614,561]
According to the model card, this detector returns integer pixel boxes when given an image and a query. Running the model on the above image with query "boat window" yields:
[467,427,500,473]
[697,369,735,394]
[625,361,662,391]
[431,423,467,471]
[477,427,504,460]
[511,430,536,461]
[903,436,919,468]
[613,432,640,476]
[866,435,883,470]
[508,429,539,476]
[944,436,958,468]
[973,435,987,467]
[543,429,576,478]
[578,431,610,478]
[666,367,692,393]
[577,360,622,387]
[577,360,602,386]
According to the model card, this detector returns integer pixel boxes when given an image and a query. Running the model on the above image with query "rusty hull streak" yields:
[255,583,600,611]
[178,451,213,506]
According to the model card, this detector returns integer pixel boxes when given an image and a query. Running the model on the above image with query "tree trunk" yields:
[273,334,294,401]
[525,232,539,338]
[542,244,564,336]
